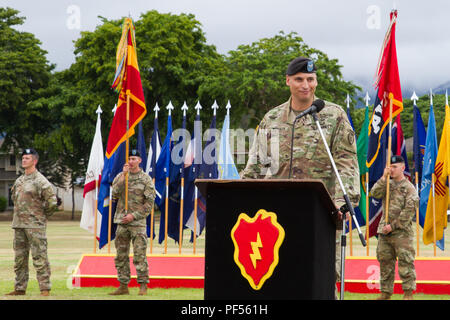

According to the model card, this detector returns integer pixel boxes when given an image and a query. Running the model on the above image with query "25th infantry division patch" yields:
[230,209,285,290]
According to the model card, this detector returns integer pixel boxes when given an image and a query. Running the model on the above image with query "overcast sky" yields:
[3,0,450,97]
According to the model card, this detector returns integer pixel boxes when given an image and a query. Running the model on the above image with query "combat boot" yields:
[40,290,50,296]
[5,290,26,296]
[403,290,414,300]
[375,292,391,300]
[138,283,147,296]
[108,284,129,296]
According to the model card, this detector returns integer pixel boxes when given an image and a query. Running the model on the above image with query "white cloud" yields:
[2,0,449,92]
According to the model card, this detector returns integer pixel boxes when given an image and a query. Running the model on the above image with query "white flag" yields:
[80,106,104,235]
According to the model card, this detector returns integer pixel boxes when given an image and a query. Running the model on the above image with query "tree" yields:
[0,7,53,150]
[25,10,224,217]
[30,70,91,218]
[69,11,223,139]
[198,31,361,130]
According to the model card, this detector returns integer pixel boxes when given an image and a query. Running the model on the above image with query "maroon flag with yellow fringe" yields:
[107,18,146,158]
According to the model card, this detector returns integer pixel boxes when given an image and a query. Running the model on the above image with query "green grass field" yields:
[0,210,448,300]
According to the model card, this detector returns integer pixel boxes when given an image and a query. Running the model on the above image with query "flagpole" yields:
[193,102,202,255]
[411,92,420,257]
[432,173,437,256]
[193,188,198,254]
[415,171,420,256]
[429,90,436,257]
[149,177,155,254]
[149,103,160,254]
[366,172,370,256]
[179,177,184,254]
[385,94,394,224]
[164,177,169,254]
[93,179,98,253]
[179,102,189,254]
[346,94,353,256]
[364,92,370,256]
[164,102,174,254]
[108,188,112,254]
[125,94,130,215]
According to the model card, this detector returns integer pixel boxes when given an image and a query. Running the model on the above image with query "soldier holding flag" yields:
[109,149,155,296]
[370,155,418,300]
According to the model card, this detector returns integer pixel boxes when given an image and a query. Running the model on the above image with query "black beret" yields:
[129,149,141,158]
[22,148,38,156]
[391,155,405,164]
[286,57,317,75]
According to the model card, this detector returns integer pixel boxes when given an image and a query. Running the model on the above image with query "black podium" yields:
[195,179,337,300]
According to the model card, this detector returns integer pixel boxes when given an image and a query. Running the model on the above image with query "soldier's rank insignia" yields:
[230,209,285,290]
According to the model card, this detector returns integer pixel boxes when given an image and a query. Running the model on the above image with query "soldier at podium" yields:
[241,56,360,296]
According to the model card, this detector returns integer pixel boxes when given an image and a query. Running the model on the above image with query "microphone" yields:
[294,99,325,120]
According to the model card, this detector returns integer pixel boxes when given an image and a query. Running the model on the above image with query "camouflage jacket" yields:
[11,170,58,229]
[370,177,419,236]
[241,97,360,210]
[112,169,155,227]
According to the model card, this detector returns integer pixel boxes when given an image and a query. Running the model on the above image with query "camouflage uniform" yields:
[241,97,360,291]
[11,170,58,292]
[112,169,155,285]
[370,177,419,295]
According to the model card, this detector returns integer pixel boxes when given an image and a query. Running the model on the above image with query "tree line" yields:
[1,6,446,200]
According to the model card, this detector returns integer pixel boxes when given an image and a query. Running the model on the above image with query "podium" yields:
[195,179,338,300]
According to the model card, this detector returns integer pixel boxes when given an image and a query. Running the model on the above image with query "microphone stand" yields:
[308,110,366,301]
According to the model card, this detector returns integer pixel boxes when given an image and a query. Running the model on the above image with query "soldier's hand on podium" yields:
[337,210,350,221]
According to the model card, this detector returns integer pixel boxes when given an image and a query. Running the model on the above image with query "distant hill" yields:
[349,78,450,109]
[432,80,450,95]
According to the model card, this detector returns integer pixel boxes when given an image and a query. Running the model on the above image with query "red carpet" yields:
[72,254,204,288]
[338,256,450,294]
[73,254,450,294]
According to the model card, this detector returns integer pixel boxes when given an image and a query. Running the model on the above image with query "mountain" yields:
[348,78,450,109]
[432,80,450,95]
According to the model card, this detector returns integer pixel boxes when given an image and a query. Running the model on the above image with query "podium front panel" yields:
[201,180,336,300]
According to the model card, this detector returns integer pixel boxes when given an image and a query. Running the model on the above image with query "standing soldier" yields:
[370,155,419,300]
[109,149,156,296]
[6,148,59,296]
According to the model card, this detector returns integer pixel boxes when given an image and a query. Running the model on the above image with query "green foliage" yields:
[198,31,361,129]
[400,93,447,141]
[68,11,223,139]
[348,93,448,141]
[8,6,444,187]
[0,7,53,149]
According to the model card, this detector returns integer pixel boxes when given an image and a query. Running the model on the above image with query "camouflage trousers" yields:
[114,225,149,285]
[13,228,51,291]
[376,233,416,294]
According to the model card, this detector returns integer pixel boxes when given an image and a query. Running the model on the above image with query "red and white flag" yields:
[80,106,104,236]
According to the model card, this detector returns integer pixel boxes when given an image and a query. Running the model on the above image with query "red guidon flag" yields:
[367,10,403,167]
[107,18,146,158]
[231,209,285,290]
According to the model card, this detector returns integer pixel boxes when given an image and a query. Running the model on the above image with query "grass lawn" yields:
[0,210,203,300]
[0,210,448,301]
